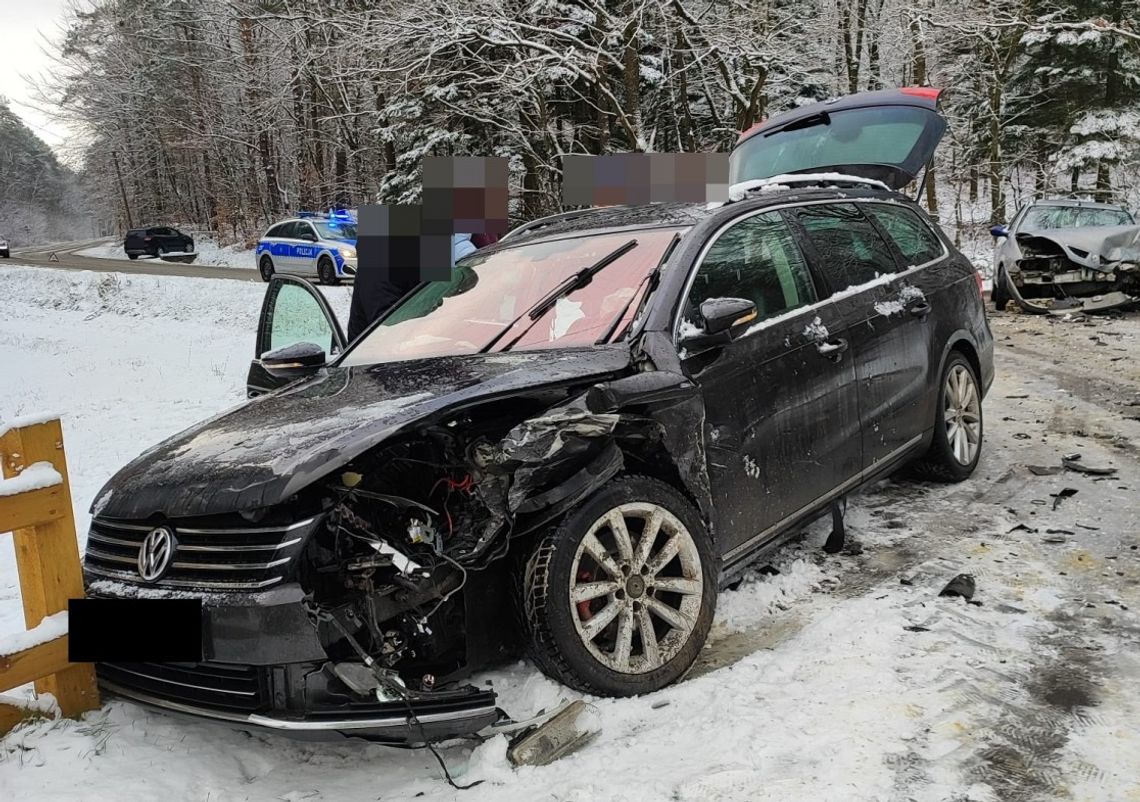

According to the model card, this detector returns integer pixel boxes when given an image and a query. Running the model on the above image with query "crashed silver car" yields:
[991,199,1140,314]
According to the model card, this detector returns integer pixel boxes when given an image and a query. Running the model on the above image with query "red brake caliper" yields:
[576,569,594,621]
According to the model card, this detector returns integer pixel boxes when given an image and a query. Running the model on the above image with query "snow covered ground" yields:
[2,264,1139,801]
[76,237,256,269]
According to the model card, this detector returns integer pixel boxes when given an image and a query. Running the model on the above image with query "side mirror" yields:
[679,297,758,351]
[700,297,758,335]
[990,225,1009,239]
[260,341,326,379]
[300,232,317,242]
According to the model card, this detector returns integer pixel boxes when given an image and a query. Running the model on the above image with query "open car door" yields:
[246,275,347,397]
[729,88,946,191]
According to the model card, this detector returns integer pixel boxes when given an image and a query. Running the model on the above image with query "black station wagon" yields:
[85,89,994,743]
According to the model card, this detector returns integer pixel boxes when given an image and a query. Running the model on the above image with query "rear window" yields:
[126,229,145,237]
[868,204,945,265]
[730,105,938,184]
[265,224,289,238]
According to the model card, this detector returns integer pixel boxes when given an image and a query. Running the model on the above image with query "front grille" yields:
[85,515,318,590]
[98,661,268,713]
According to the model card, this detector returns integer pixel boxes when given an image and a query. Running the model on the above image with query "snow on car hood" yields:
[93,346,631,519]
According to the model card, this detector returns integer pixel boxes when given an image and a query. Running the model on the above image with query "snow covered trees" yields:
[37,0,1140,241]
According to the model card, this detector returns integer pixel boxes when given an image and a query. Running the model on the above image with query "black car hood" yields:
[93,346,632,520]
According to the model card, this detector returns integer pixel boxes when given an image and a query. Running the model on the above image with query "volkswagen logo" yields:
[138,526,176,582]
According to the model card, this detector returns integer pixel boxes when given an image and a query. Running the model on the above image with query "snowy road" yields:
[6,239,259,282]
[1,265,1138,801]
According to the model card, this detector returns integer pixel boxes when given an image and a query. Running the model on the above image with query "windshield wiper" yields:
[597,232,679,344]
[480,238,639,353]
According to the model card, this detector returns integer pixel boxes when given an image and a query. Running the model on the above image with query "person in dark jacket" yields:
[346,259,420,342]
[347,233,483,342]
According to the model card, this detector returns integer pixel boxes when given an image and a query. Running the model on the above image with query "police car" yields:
[256,210,357,285]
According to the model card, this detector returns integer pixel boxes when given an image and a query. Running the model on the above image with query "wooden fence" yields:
[0,417,99,734]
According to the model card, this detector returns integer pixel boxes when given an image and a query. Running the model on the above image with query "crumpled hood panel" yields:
[1017,225,1140,268]
[94,346,631,520]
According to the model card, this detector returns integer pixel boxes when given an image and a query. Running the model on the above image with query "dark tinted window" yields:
[266,224,288,238]
[294,222,316,240]
[685,211,816,326]
[868,204,944,265]
[795,204,898,290]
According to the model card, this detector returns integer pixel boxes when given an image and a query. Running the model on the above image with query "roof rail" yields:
[500,208,600,242]
[728,174,891,201]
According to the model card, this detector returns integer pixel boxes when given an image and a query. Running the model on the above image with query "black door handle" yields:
[908,301,932,318]
[816,337,848,361]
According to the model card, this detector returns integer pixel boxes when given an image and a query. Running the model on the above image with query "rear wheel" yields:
[127,253,138,260]
[317,256,339,286]
[258,256,275,282]
[521,475,717,696]
[911,353,983,482]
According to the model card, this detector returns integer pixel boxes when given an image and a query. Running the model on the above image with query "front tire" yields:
[317,256,339,286]
[521,475,717,697]
[992,265,1009,311]
[259,255,275,282]
[911,353,983,482]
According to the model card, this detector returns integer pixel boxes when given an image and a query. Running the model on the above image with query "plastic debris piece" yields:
[939,574,976,600]
[1051,487,1079,510]
[1061,455,1118,476]
[1028,465,1063,476]
[507,699,601,767]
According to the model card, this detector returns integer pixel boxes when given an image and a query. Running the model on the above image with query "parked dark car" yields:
[84,88,993,744]
[0,234,9,258]
[124,226,194,259]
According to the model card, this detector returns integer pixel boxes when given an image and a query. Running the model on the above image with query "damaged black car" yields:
[83,88,994,743]
[991,198,1140,314]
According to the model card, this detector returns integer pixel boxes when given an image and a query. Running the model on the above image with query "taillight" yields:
[974,270,984,296]
[143,236,151,241]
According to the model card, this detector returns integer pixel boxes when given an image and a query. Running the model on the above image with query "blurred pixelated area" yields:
[357,156,510,280]
[358,153,727,279]
[562,153,729,206]
[423,155,510,235]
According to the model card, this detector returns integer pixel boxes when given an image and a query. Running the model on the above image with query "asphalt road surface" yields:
[6,238,259,282]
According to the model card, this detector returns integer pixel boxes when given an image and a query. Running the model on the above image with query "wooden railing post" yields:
[0,418,100,731]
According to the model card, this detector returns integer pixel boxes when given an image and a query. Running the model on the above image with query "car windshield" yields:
[314,220,357,240]
[340,228,681,366]
[1023,206,1133,229]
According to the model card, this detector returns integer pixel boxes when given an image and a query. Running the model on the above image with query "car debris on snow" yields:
[1050,487,1080,510]
[938,574,976,601]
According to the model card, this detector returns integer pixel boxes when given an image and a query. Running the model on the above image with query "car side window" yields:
[794,203,898,291]
[683,211,816,327]
[295,222,316,240]
[265,224,285,238]
[867,204,944,266]
[279,222,301,239]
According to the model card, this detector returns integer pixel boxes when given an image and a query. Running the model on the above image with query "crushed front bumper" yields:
[97,661,501,743]
[86,581,501,743]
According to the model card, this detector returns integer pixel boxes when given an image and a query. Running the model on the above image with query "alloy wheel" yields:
[569,502,703,675]
[944,363,981,465]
